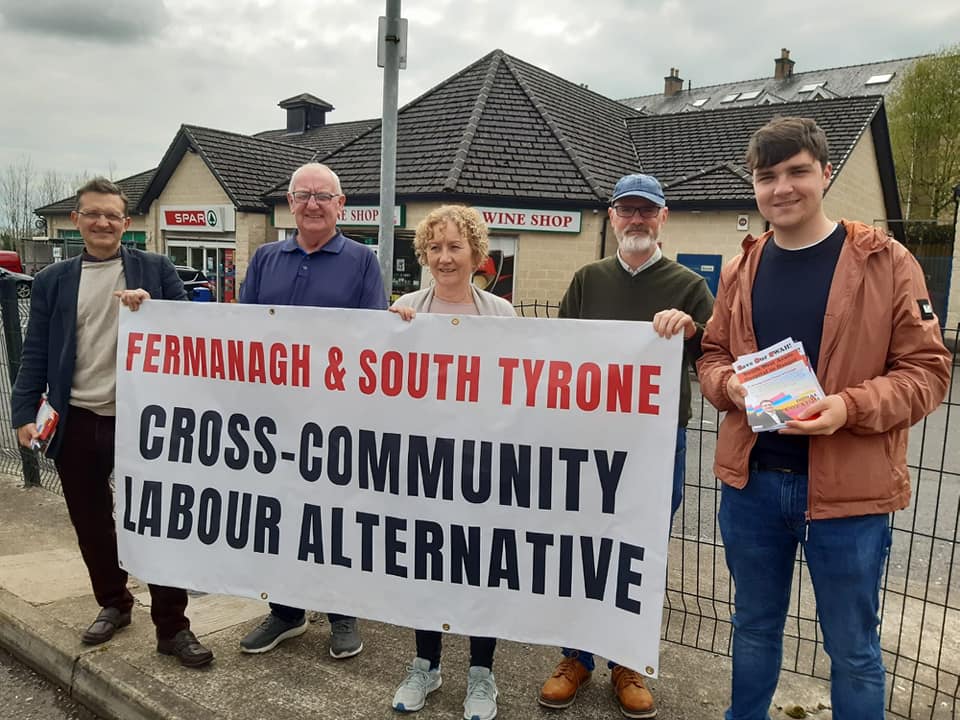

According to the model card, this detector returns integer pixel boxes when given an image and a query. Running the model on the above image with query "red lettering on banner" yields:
[499,357,519,404]
[124,334,311,387]
[547,361,573,409]
[357,351,478,402]
[523,359,545,407]
[638,365,661,415]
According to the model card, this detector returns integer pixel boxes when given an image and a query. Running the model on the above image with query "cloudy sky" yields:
[1,0,958,182]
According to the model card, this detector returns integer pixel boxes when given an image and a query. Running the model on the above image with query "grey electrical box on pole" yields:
[377,1,405,300]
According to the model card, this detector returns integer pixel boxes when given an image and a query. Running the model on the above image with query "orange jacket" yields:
[697,220,951,519]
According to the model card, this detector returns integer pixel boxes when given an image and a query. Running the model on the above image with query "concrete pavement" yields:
[0,472,835,720]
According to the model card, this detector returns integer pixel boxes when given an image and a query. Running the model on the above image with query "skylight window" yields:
[692,98,709,107]
[720,93,739,103]
[865,73,894,85]
[738,90,762,100]
[798,82,825,93]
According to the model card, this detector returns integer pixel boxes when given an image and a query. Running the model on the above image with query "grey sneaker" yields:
[239,614,308,654]
[392,657,442,712]
[464,666,498,720]
[329,616,363,658]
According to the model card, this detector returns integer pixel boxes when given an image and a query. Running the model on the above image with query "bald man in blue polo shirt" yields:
[238,161,387,657]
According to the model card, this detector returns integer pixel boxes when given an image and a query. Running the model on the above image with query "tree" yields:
[888,46,960,220]
[0,156,37,243]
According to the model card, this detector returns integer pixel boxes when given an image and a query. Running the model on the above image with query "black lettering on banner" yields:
[140,405,166,460]
[358,430,400,493]
[414,520,444,580]
[122,476,136,531]
[137,480,163,536]
[558,534,573,597]
[581,536,613,600]
[488,528,520,590]
[616,541,645,614]
[356,511,381,572]
[299,422,323,482]
[197,488,222,545]
[461,440,492,504]
[225,414,251,470]
[226,491,252,549]
[331,508,351,567]
[328,426,352,486]
[559,447,588,511]
[384,515,408,578]
[595,450,627,514]
[298,504,324,563]
[538,446,553,510]
[254,495,281,555]
[408,435,454,500]
[169,407,195,463]
[526,531,554,595]
[167,483,195,539]
[450,524,481,586]
[499,445,531,508]
[197,410,223,467]
[253,417,277,474]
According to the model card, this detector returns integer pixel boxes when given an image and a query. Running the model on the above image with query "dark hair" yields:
[74,177,129,214]
[745,116,829,171]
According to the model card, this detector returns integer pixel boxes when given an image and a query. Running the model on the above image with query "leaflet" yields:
[735,339,824,433]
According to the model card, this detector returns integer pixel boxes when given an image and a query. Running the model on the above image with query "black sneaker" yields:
[239,614,308,654]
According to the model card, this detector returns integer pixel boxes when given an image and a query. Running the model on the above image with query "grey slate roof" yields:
[35,168,157,216]
[621,56,918,115]
[627,95,896,212]
[254,118,378,153]
[269,49,643,206]
[137,125,314,212]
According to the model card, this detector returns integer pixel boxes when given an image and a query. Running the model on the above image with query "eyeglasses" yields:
[612,205,661,219]
[76,210,126,223]
[290,191,341,204]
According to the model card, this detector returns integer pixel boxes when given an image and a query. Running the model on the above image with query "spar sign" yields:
[160,205,236,232]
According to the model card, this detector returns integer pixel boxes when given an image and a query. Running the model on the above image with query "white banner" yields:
[115,303,680,675]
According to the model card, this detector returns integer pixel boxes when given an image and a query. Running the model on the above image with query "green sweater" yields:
[559,255,714,427]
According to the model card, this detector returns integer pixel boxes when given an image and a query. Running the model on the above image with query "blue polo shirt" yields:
[240,231,387,310]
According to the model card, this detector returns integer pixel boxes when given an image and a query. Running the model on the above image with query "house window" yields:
[865,73,894,85]
[798,82,825,93]
[720,93,739,103]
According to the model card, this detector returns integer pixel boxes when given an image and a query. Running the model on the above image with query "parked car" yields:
[0,267,33,299]
[175,266,216,299]
[0,250,24,274]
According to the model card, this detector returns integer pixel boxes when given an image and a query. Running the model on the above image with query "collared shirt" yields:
[239,231,387,310]
[617,246,662,276]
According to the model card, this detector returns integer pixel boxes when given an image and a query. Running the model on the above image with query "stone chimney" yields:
[664,68,684,97]
[278,94,335,135]
[774,48,795,80]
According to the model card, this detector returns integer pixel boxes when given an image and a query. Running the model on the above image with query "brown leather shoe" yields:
[81,607,131,645]
[156,629,214,668]
[538,655,592,708]
[611,666,657,718]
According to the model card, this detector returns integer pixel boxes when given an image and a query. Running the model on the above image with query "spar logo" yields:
[207,210,218,227]
[163,209,220,227]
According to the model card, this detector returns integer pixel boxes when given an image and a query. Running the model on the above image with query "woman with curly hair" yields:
[389,205,514,720]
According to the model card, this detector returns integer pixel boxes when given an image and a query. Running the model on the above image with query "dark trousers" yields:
[55,406,189,640]
[269,602,351,625]
[416,630,497,670]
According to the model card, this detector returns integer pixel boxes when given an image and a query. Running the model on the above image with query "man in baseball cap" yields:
[537,173,713,718]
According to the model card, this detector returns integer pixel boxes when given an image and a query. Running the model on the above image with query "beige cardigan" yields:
[391,285,517,317]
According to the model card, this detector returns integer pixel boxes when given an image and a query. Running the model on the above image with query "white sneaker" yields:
[392,657,442,712]
[463,666,498,720]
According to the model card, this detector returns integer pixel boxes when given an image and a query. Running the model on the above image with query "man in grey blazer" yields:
[11,177,213,667]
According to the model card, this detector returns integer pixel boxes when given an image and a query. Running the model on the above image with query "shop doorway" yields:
[167,243,237,302]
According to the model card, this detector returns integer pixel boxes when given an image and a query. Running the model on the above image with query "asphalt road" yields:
[0,646,101,720]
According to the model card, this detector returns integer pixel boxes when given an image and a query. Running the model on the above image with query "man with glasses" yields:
[538,174,713,718]
[12,177,214,667]
[238,162,386,657]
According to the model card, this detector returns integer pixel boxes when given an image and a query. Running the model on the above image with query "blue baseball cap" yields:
[610,174,666,206]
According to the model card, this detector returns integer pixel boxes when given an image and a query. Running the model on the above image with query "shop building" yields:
[34,49,904,313]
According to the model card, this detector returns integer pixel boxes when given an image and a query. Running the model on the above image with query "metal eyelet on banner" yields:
[260,592,269,600]
[442,623,451,631]
[451,318,460,326]
[268,308,276,316]
[646,666,655,675]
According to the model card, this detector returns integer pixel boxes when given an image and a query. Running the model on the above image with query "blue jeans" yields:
[563,426,686,672]
[719,469,891,720]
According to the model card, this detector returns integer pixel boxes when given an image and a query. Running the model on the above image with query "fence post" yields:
[0,276,41,487]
